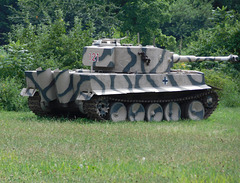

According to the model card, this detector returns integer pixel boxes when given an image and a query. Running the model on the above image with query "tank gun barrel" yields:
[173,54,239,63]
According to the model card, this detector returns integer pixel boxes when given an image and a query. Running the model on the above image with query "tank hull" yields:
[21,69,217,121]
[21,69,210,102]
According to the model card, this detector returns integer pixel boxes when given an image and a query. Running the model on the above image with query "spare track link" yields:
[83,90,219,121]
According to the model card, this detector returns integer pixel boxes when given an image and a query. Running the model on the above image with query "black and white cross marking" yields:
[162,76,168,85]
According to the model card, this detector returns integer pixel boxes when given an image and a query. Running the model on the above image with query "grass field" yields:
[0,107,239,182]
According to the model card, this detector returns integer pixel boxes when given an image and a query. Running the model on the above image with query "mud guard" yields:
[76,92,94,101]
[20,88,37,97]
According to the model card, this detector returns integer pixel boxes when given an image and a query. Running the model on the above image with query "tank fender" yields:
[76,92,94,101]
[20,88,37,97]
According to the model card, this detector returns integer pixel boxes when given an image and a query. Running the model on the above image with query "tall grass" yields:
[0,107,239,182]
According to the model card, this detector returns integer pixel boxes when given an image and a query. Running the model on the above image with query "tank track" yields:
[28,90,218,121]
[28,92,85,118]
[28,92,50,117]
[83,90,219,121]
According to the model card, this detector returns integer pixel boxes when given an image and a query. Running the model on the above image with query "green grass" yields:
[0,107,240,182]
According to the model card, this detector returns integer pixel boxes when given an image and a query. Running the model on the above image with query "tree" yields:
[10,0,176,48]
[9,0,120,37]
[186,7,240,57]
[162,0,213,53]
[0,0,18,45]
[118,0,170,45]
[212,0,240,13]
[8,10,95,70]
[184,7,240,78]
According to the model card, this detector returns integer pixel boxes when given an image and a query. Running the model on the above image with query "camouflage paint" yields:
[146,103,163,122]
[187,100,205,120]
[109,102,127,122]
[83,45,173,74]
[128,103,145,121]
[164,102,181,121]
[21,69,211,103]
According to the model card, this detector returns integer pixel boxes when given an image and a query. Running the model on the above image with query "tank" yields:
[20,38,239,121]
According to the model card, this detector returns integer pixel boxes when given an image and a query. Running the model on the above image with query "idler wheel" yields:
[164,102,181,121]
[203,92,218,108]
[186,100,205,120]
[128,103,145,121]
[109,102,127,122]
[146,103,163,122]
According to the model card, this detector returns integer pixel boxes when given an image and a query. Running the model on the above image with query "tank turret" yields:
[82,38,238,74]
[82,38,174,74]
[21,38,239,122]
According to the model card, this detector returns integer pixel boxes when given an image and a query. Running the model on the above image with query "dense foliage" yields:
[0,0,240,110]
[0,0,18,45]
[9,11,94,70]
